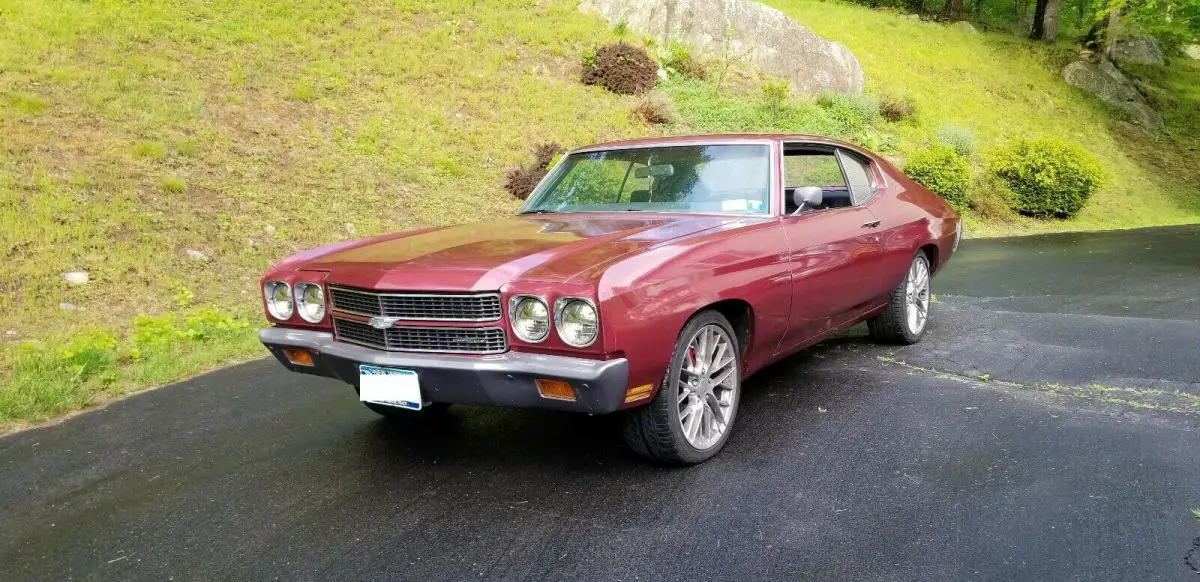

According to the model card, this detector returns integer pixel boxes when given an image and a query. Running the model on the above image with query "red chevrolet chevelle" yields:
[260,134,960,464]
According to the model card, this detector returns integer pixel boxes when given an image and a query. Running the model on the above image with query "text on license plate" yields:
[359,365,422,411]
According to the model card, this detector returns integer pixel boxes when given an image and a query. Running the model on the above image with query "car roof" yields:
[570,133,866,154]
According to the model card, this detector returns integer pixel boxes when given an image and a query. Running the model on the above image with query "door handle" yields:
[862,219,881,228]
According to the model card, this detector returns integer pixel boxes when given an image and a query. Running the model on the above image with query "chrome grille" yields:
[333,318,508,354]
[328,286,501,322]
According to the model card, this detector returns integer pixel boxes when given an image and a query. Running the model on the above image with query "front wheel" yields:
[622,311,742,465]
[868,251,931,344]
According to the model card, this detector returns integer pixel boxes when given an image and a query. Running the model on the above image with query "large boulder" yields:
[579,0,864,95]
[1062,58,1163,130]
[1185,45,1200,60]
[1112,36,1165,65]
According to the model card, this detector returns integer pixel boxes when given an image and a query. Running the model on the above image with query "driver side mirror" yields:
[791,186,823,214]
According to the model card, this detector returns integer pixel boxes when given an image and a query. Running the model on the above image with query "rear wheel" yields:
[622,311,741,465]
[868,251,931,344]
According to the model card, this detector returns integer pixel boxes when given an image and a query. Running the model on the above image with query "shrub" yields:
[989,137,1103,219]
[580,43,658,95]
[760,79,791,111]
[935,124,975,157]
[816,92,880,133]
[904,144,971,209]
[504,142,562,200]
[661,42,707,80]
[969,174,1018,222]
[632,92,679,125]
[879,94,915,122]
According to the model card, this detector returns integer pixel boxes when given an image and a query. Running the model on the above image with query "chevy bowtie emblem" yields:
[368,316,401,329]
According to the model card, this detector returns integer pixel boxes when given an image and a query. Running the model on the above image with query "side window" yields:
[837,150,876,205]
[783,150,851,212]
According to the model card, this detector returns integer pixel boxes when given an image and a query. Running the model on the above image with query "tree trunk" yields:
[1105,8,1121,58]
[944,0,965,20]
[1042,0,1059,41]
[1030,0,1049,39]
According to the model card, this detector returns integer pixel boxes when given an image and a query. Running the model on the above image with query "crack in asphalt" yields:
[873,355,1200,418]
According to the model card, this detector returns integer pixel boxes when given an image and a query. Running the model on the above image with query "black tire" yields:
[362,400,451,419]
[622,310,742,465]
[868,250,931,345]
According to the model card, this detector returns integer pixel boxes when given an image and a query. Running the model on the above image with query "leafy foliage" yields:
[989,137,1104,219]
[816,93,881,133]
[661,42,708,80]
[760,79,792,111]
[935,124,976,157]
[904,145,972,209]
[879,93,915,122]
[503,143,563,200]
[581,43,659,95]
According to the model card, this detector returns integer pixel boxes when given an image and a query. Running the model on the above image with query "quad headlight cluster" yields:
[509,296,598,347]
[263,281,326,323]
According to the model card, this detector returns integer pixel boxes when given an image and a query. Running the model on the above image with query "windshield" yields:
[522,144,771,214]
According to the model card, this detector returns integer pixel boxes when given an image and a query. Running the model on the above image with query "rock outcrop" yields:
[1062,58,1163,130]
[579,0,864,95]
[1112,36,1165,66]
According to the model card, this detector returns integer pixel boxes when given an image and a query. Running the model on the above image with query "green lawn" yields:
[1,0,1196,430]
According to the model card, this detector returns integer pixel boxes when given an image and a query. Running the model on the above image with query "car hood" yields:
[287,213,750,291]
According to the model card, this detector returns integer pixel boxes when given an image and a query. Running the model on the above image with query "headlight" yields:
[953,220,964,252]
[509,296,549,343]
[294,282,326,323]
[555,298,598,347]
[263,280,293,320]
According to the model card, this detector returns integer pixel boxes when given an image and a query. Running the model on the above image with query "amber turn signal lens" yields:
[282,347,314,367]
[623,384,654,404]
[535,379,576,402]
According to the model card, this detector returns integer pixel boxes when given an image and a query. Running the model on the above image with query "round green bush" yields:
[989,138,1103,219]
[904,144,971,209]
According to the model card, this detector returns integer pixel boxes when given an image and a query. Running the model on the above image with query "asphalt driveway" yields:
[2,225,1199,581]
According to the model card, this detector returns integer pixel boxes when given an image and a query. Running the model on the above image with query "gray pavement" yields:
[2,225,1199,581]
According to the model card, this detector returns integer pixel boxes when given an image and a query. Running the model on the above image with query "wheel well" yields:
[919,243,939,273]
[701,299,753,354]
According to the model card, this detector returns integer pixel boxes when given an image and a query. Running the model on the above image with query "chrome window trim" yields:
[523,141,778,217]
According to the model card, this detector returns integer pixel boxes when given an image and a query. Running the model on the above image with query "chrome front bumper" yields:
[259,327,631,414]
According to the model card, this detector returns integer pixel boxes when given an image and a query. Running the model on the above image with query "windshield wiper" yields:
[520,209,556,215]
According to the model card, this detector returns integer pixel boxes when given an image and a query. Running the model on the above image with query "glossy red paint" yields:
[262,134,959,408]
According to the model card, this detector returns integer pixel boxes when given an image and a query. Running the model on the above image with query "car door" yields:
[774,146,884,355]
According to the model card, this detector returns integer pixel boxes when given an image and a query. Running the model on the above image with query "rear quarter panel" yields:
[865,159,959,288]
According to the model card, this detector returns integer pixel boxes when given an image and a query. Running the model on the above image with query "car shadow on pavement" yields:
[351,329,884,473]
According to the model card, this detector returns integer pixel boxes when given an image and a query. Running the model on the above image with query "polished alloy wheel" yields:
[676,324,738,450]
[906,256,931,335]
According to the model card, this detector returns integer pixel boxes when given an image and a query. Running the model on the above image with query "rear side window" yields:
[837,150,876,205]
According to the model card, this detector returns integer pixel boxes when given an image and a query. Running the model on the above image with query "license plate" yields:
[359,365,422,411]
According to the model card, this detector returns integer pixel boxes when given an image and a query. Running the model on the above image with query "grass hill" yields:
[1,0,1197,428]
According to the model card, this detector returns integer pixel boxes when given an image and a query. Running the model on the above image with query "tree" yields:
[944,0,966,19]
[1031,0,1061,40]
